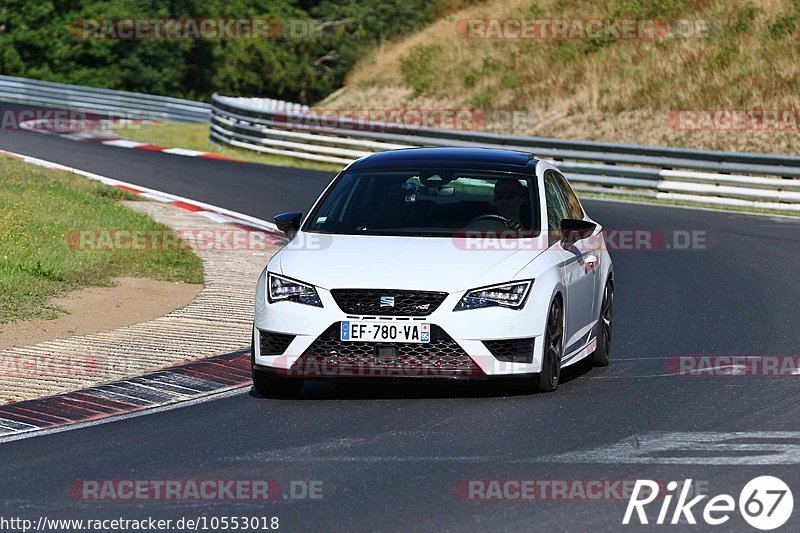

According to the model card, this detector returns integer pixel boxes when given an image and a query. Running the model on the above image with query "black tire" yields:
[536,297,564,392]
[590,280,613,367]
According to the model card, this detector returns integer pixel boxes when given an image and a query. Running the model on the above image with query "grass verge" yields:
[0,155,204,324]
[324,0,800,155]
[111,122,341,172]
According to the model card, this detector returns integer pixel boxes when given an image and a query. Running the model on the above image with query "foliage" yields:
[0,0,460,104]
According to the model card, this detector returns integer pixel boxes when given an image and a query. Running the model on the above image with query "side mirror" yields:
[274,212,303,239]
[560,218,596,245]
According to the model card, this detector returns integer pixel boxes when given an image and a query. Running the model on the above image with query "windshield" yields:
[304,168,541,237]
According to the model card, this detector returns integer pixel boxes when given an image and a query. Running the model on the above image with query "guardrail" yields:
[3,77,797,212]
[0,75,210,122]
[211,93,800,212]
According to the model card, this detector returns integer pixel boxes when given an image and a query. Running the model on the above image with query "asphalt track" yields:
[2,111,800,531]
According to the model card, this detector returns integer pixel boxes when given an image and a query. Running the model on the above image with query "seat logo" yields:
[380,296,395,307]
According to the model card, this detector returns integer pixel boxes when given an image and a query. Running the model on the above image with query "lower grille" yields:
[289,323,482,378]
[483,338,535,363]
[259,330,295,355]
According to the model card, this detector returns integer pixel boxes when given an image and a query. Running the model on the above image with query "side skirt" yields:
[561,337,597,368]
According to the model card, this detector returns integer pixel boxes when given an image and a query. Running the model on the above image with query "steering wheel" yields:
[468,214,515,228]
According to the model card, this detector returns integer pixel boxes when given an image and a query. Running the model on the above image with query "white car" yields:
[252,148,613,396]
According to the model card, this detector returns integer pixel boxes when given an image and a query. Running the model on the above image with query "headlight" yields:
[267,273,323,307]
[454,280,533,311]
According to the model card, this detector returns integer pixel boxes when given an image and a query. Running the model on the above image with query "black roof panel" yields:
[348,147,537,173]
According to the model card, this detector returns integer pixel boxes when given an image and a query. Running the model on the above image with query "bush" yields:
[0,0,469,104]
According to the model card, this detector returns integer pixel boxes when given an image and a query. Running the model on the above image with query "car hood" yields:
[274,233,544,293]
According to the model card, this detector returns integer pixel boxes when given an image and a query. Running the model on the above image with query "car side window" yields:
[554,172,584,220]
[544,171,571,245]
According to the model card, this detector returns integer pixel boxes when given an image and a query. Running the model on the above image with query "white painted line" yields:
[197,211,236,224]
[0,417,39,431]
[87,387,154,406]
[128,376,203,395]
[162,147,206,157]
[541,431,800,465]
[0,419,38,433]
[234,456,505,463]
[589,373,676,379]
[102,139,146,148]
[153,372,221,392]
[113,380,187,401]
[138,192,177,202]
[141,378,209,395]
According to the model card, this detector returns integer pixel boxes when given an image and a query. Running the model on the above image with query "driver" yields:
[493,179,530,229]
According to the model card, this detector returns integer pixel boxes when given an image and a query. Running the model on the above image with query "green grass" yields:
[111,122,341,173]
[0,155,204,324]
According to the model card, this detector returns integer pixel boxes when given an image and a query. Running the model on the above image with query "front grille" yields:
[259,330,295,355]
[330,289,448,316]
[483,338,535,363]
[290,323,482,378]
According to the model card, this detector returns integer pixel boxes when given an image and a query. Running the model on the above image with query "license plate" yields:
[340,321,430,343]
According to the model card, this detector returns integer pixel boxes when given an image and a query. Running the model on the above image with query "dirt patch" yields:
[0,277,201,350]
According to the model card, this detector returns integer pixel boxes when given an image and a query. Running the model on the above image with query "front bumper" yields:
[253,274,550,378]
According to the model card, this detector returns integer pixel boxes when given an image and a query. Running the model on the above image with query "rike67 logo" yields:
[623,477,793,530]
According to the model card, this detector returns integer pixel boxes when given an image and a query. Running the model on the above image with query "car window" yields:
[304,169,541,236]
[311,172,359,227]
[554,172,584,220]
[544,171,571,244]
